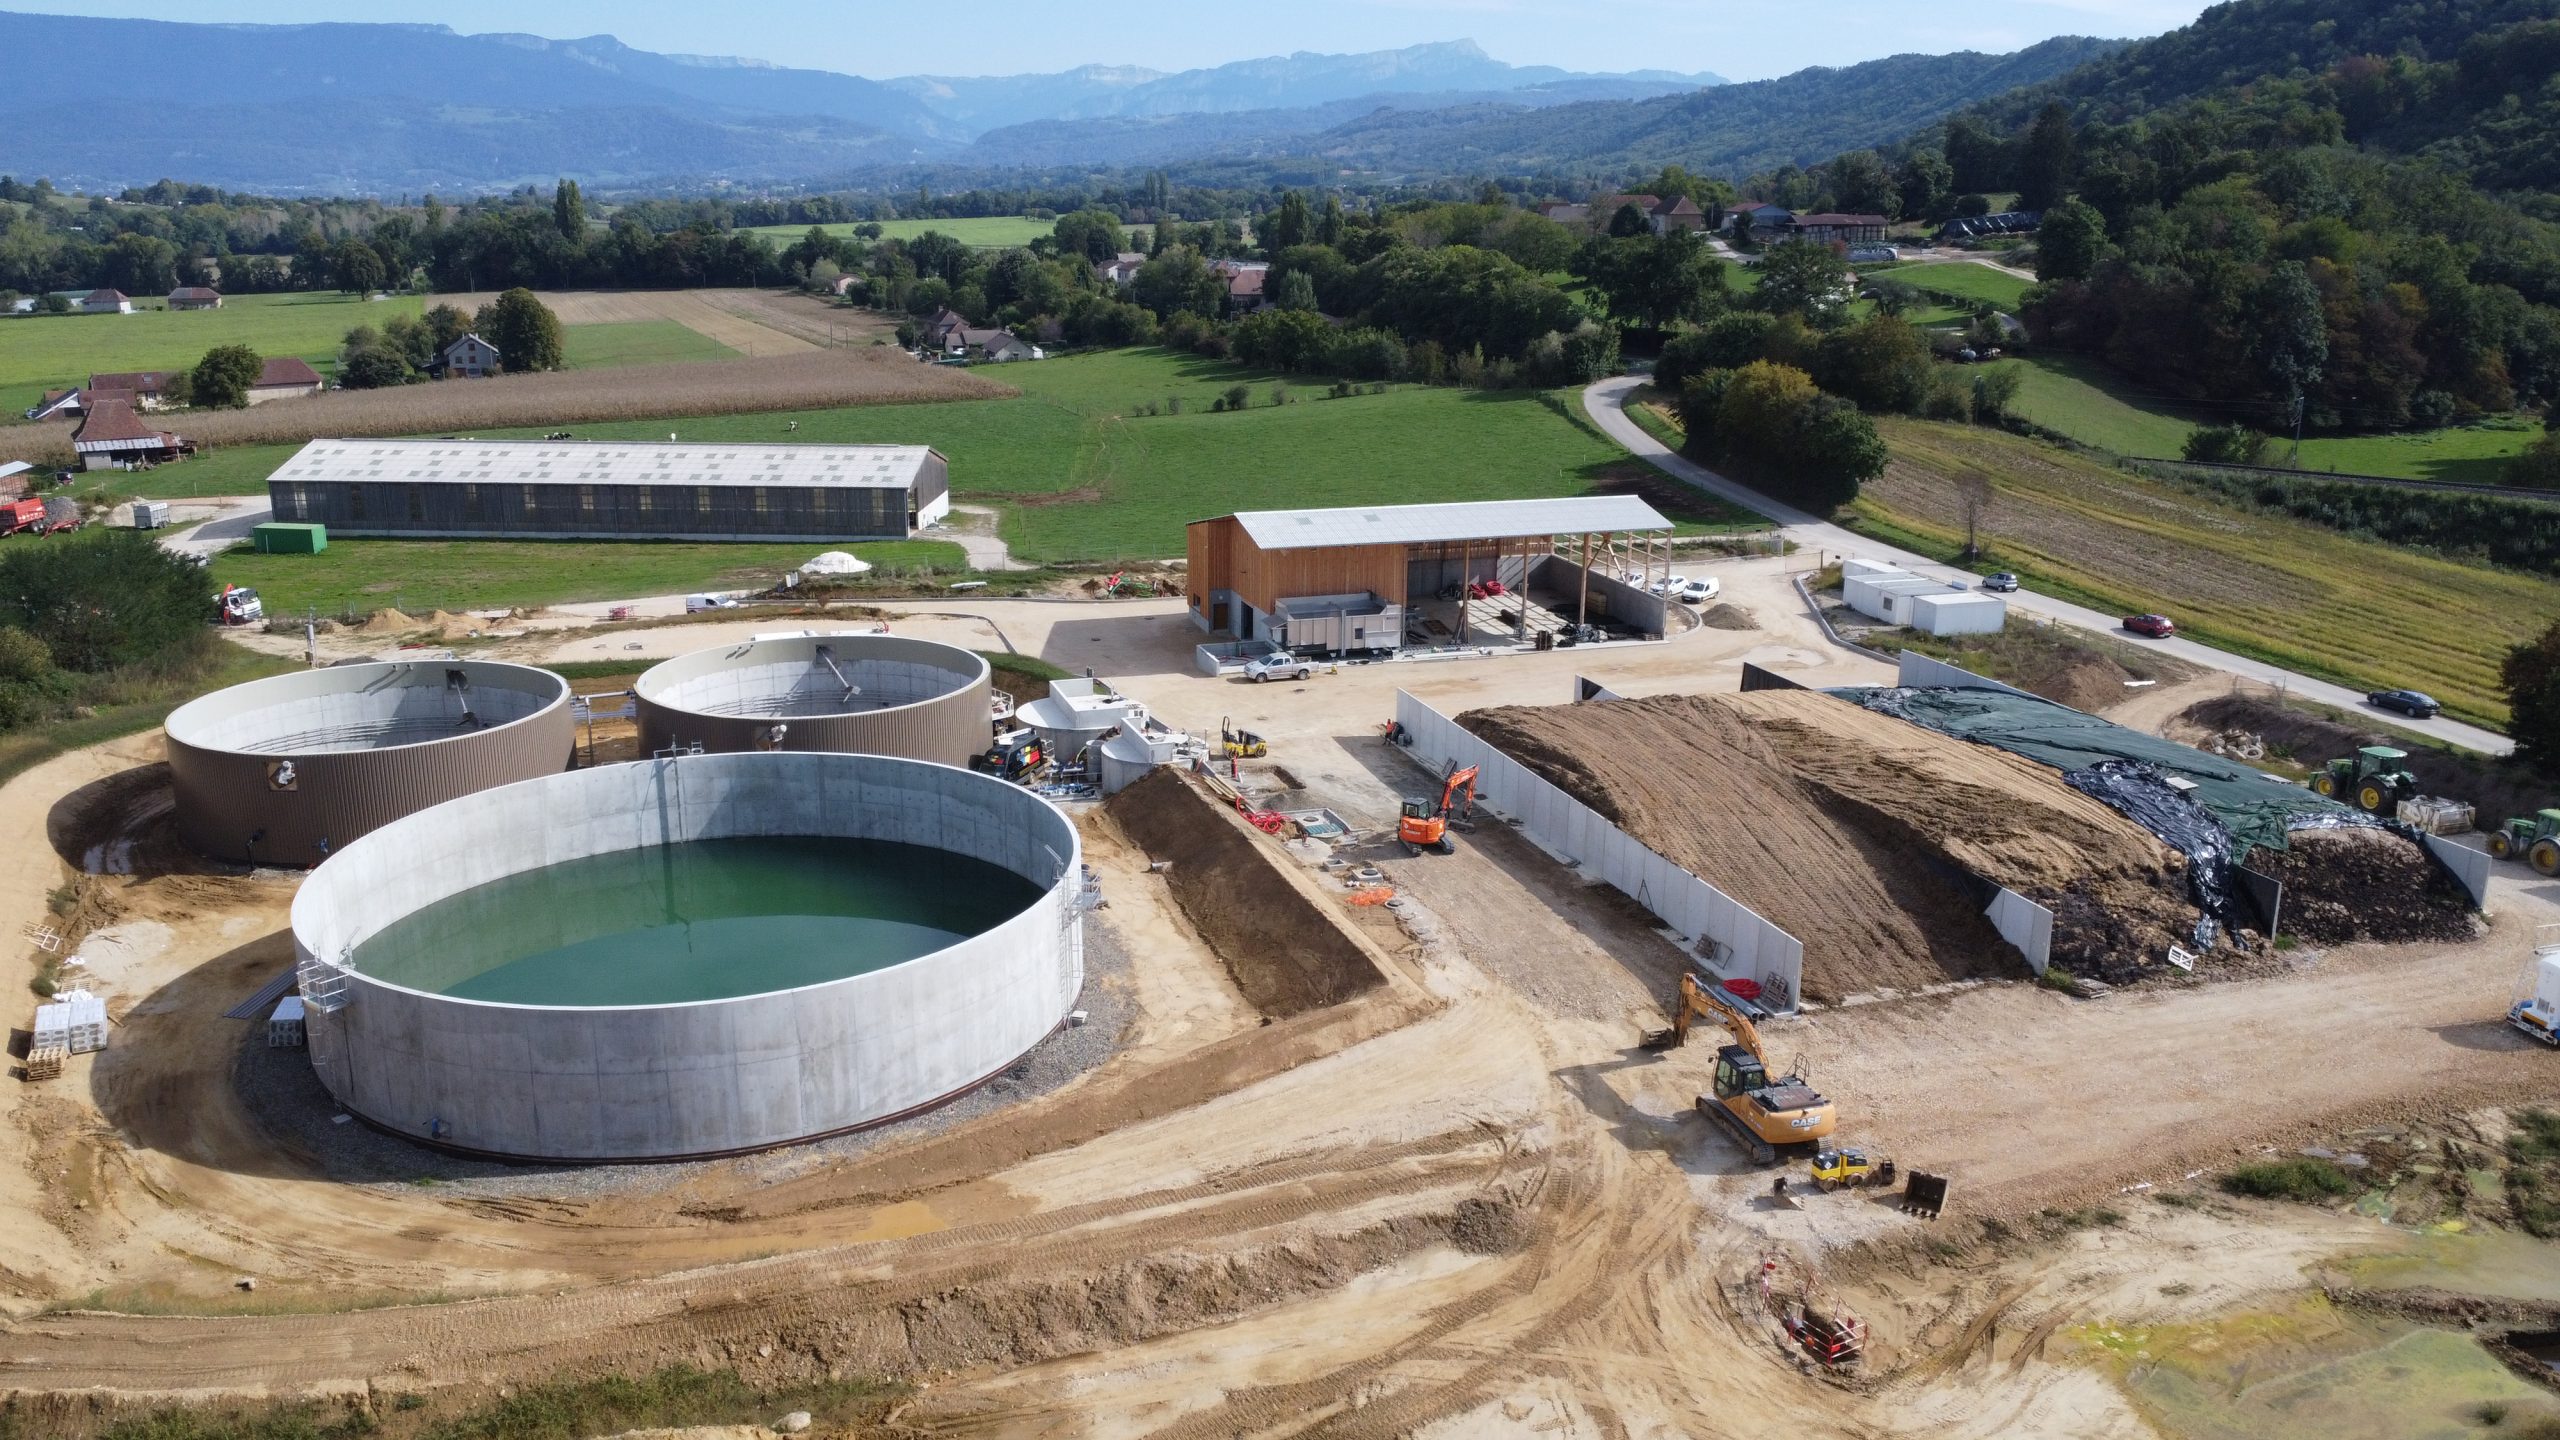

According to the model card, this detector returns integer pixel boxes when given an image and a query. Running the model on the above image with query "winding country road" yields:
[1581,375,2516,757]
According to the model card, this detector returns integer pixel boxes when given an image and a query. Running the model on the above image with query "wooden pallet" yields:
[24,1044,65,1082]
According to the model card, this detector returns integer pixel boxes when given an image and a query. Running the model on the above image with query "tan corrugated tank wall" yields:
[634,634,991,769]
[166,661,576,867]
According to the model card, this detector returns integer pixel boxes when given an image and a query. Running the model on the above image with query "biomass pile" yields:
[1461,691,2199,996]
[2243,828,2477,946]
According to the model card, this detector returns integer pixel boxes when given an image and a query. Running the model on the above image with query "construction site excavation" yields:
[291,751,1085,1161]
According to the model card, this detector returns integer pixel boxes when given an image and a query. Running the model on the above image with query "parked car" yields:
[1979,572,2019,593]
[684,593,740,613]
[2122,613,2176,638]
[1676,578,1721,605]
[1649,574,1690,596]
[2366,688,2442,719]
[1244,655,1315,683]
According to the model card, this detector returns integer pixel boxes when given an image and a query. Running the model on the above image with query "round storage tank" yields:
[166,660,574,867]
[634,634,991,768]
[290,752,1085,1162]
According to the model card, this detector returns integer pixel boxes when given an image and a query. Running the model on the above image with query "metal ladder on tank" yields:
[298,948,353,1013]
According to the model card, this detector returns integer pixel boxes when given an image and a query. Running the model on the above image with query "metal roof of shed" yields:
[1225,495,1673,551]
[267,438,942,491]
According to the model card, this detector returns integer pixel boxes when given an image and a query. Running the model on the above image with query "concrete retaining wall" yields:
[1392,690,1805,1011]
[293,753,1084,1162]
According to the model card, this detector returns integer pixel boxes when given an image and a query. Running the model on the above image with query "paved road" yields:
[1582,375,2515,757]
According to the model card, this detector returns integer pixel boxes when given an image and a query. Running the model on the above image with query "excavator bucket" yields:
[1900,1171,1950,1219]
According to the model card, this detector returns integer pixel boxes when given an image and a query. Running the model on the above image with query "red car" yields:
[2122,613,2176,638]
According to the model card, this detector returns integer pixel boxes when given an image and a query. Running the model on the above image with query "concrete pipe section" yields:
[166,660,575,867]
[289,752,1086,1162]
[634,633,992,769]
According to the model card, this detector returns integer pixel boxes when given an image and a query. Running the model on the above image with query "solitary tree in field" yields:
[474,288,564,374]
[2505,618,2560,769]
[331,239,385,295]
[1957,471,1994,561]
[189,345,263,409]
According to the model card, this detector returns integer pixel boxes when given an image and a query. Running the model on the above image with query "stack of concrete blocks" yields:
[268,995,307,1048]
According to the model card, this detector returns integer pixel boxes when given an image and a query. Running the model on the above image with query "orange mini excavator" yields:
[1396,763,1478,855]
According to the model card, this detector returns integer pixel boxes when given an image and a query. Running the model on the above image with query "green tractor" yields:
[2486,809,2560,876]
[2312,746,2418,815]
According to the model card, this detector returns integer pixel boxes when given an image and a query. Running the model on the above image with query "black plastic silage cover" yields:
[2065,760,2242,940]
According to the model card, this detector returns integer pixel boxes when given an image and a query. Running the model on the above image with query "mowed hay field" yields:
[531,289,826,355]
[0,291,423,420]
[1854,418,2560,727]
[2,350,1012,468]
[742,216,1056,248]
[1890,262,2030,309]
[208,537,968,616]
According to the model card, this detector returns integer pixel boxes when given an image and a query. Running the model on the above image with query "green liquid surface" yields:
[352,835,1040,1005]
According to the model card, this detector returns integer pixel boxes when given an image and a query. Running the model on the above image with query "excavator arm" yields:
[1663,971,1766,1062]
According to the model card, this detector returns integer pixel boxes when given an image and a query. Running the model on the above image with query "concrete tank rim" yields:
[289,751,1079,1015]
[165,659,573,758]
[632,633,991,724]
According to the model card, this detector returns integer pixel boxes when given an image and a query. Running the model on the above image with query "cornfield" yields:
[0,351,1013,465]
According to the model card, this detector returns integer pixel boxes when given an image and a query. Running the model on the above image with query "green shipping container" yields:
[252,522,327,554]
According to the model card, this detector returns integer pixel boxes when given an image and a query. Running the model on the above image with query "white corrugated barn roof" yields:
[267,438,941,491]
[1227,495,1674,551]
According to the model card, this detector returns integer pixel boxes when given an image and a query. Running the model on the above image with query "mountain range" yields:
[0,10,2093,193]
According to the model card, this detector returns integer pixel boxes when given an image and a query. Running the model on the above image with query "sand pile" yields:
[1697,603,1759,631]
[1460,691,2200,996]
[356,608,415,635]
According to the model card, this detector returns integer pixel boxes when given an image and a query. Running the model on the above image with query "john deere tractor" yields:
[2313,746,2418,815]
[2486,809,2560,876]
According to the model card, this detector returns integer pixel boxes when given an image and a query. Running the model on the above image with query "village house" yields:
[1786,213,1890,245]
[80,288,133,314]
[972,329,1043,363]
[438,333,499,379]
[918,305,973,352]
[72,399,190,470]
[247,356,326,403]
[1209,257,1271,313]
[167,286,224,310]
[87,371,177,410]
[24,389,83,421]
[1097,251,1147,287]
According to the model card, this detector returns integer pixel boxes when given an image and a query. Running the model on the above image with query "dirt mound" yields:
[1460,691,2201,995]
[1106,769,1387,1015]
[356,607,416,635]
[1697,603,1759,631]
[2182,694,2559,824]
[2244,828,2478,945]
[2011,650,2139,713]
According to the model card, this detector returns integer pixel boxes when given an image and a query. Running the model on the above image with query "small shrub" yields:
[2220,1157,2357,1201]
[1221,383,1250,411]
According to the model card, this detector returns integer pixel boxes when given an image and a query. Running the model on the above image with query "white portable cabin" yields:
[2515,939,2560,1045]
[33,988,108,1054]
[268,994,307,1048]
[1841,558,2008,636]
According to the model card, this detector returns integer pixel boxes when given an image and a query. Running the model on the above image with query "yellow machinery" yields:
[1809,1147,1894,1192]
[1644,972,1838,1163]
[1219,717,1267,759]
[1397,764,1478,856]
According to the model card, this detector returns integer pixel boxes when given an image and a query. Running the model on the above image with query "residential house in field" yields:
[972,329,1042,363]
[8,290,92,313]
[1652,197,1707,233]
[438,333,499,379]
[87,371,177,409]
[80,288,133,314]
[1584,195,1708,235]
[1536,201,1590,225]
[1209,258,1270,313]
[167,286,224,310]
[918,306,973,352]
[1098,251,1148,287]
[1588,194,1662,231]
[1721,202,1795,234]
[247,356,326,403]
[24,389,83,421]
[73,399,190,470]
[1786,213,1890,246]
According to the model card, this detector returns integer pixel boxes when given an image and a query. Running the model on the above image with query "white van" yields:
[685,593,741,613]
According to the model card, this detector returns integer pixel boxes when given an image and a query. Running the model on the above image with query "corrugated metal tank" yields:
[634,634,991,768]
[166,660,574,867]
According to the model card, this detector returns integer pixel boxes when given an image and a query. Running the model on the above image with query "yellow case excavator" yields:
[1645,972,1838,1163]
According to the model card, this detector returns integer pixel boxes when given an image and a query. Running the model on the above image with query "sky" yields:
[9,0,2212,80]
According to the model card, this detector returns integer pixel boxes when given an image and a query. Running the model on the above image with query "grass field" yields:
[561,321,740,369]
[741,216,1057,248]
[1994,352,2541,480]
[208,538,969,617]
[0,291,423,421]
[1892,262,2030,310]
[1850,418,2560,727]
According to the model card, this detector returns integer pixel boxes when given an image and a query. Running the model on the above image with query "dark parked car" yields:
[2122,613,2176,638]
[1980,572,2019,592]
[2366,688,2441,719]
